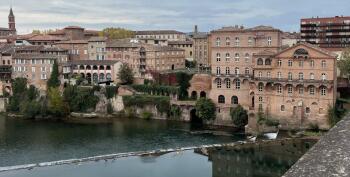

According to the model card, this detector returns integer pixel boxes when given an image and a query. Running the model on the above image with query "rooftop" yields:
[135,30,185,35]
[55,40,88,44]
[212,25,281,33]
[106,39,139,48]
[168,41,193,45]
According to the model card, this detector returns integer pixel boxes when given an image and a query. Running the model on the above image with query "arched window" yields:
[93,65,98,70]
[216,79,222,88]
[309,86,315,95]
[86,65,91,70]
[288,72,293,81]
[321,86,327,96]
[277,84,282,94]
[277,72,282,79]
[99,73,105,81]
[225,67,230,75]
[245,68,250,75]
[258,83,263,92]
[265,58,271,65]
[257,58,263,65]
[99,65,105,70]
[226,37,230,46]
[93,73,98,83]
[225,79,231,89]
[106,66,111,70]
[321,60,326,68]
[267,72,271,78]
[225,53,230,61]
[299,72,304,80]
[321,73,327,80]
[288,60,293,67]
[218,95,225,104]
[234,53,240,62]
[310,60,315,67]
[234,67,240,75]
[216,37,221,46]
[258,71,263,78]
[299,87,304,95]
[306,107,311,114]
[235,37,240,46]
[79,65,85,70]
[310,73,315,80]
[106,73,112,81]
[216,53,221,62]
[235,79,241,89]
[231,96,238,105]
[245,53,250,63]
[216,67,221,75]
[278,60,282,67]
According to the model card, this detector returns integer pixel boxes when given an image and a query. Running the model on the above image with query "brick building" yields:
[168,40,193,61]
[0,8,16,37]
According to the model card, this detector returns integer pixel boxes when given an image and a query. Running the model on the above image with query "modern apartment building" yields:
[300,16,350,53]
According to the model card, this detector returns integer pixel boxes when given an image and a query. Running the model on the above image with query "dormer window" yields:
[293,48,309,59]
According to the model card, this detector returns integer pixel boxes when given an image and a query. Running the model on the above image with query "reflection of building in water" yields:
[195,139,315,177]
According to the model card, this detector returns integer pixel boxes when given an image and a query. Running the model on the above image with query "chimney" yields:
[194,25,198,34]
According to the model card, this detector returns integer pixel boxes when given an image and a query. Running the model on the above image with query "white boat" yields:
[264,130,279,140]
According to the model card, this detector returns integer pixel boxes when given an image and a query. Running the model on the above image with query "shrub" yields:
[176,72,193,100]
[107,102,114,114]
[105,86,119,99]
[169,105,182,119]
[131,85,179,96]
[141,111,153,120]
[230,105,248,128]
[328,104,346,127]
[257,112,279,127]
[118,64,134,85]
[195,98,216,121]
[124,107,136,118]
[308,123,320,132]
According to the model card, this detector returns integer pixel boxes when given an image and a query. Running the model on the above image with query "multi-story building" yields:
[0,8,16,37]
[193,32,210,67]
[135,30,186,42]
[300,16,350,54]
[0,44,13,84]
[48,26,100,40]
[168,40,193,61]
[54,40,88,61]
[12,54,57,90]
[88,37,107,60]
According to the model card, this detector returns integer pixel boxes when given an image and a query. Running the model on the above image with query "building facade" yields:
[55,40,88,61]
[300,16,350,53]
[88,37,107,60]
[135,30,186,42]
[168,41,193,61]
[193,33,210,67]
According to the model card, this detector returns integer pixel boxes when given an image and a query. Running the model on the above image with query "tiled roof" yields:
[27,35,66,41]
[106,39,139,48]
[135,30,185,35]
[192,32,209,39]
[168,41,193,45]
[67,60,119,65]
[212,25,281,33]
[0,44,15,54]
[55,40,88,44]
[88,36,107,42]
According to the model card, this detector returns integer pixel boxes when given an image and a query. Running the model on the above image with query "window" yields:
[299,87,304,95]
[225,53,230,61]
[299,73,304,80]
[245,53,250,63]
[41,73,47,80]
[265,58,271,65]
[234,53,240,62]
[226,79,231,89]
[321,60,326,68]
[267,72,271,78]
[287,85,293,94]
[321,87,327,96]
[41,67,46,72]
[31,67,35,72]
[235,79,241,89]
[288,72,293,81]
[257,58,263,65]
[217,79,222,88]
[216,37,221,46]
[225,67,230,75]
[259,96,263,102]
[310,73,315,80]
[216,53,221,62]
[267,36,272,46]
[218,95,225,104]
[281,105,285,111]
[235,37,240,46]
[226,37,230,46]
[277,85,282,94]
[306,107,311,114]
[245,68,250,75]
[277,72,282,79]
[309,86,315,95]
[321,73,327,80]
[288,60,293,67]
[232,96,238,105]
[234,67,240,75]
[248,37,253,46]
[258,104,263,112]
[299,61,304,67]
[258,83,263,92]
[216,67,221,75]
[278,60,282,67]
[258,71,262,78]
[310,60,315,67]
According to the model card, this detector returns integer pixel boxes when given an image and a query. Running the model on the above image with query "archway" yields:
[200,91,206,98]
[190,109,203,126]
[171,64,175,70]
[191,91,197,99]
[86,73,92,84]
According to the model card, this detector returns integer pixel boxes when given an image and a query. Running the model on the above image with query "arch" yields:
[257,58,264,65]
[86,65,91,70]
[99,65,105,70]
[93,65,98,70]
[190,109,203,126]
[106,65,111,70]
[171,64,175,70]
[80,73,85,78]
[79,65,85,70]
[86,73,92,84]
[218,95,225,104]
[191,91,198,99]
[265,58,271,65]
[99,73,105,81]
[200,91,206,98]
[294,48,309,55]
[231,96,238,105]
[93,73,98,83]
[106,73,112,81]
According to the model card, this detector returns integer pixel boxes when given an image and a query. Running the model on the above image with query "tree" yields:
[195,98,216,121]
[27,85,39,101]
[118,64,134,85]
[99,27,135,39]
[176,72,193,100]
[47,61,60,88]
[230,105,248,128]
[338,47,350,81]
[47,87,69,117]
[7,78,28,112]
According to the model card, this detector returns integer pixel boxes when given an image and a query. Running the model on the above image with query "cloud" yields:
[0,0,348,34]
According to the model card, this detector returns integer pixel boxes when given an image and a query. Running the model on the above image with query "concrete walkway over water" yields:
[284,114,350,177]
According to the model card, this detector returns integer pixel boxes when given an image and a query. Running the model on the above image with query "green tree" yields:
[230,105,248,128]
[176,72,193,100]
[47,61,60,88]
[47,87,69,117]
[7,78,28,112]
[118,64,134,85]
[195,98,216,121]
[27,85,39,101]
[99,27,135,39]
[339,48,350,81]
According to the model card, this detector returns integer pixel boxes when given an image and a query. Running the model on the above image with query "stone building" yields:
[88,37,107,60]
[135,30,186,42]
[0,8,16,37]
[168,40,193,61]
[0,44,14,85]
[54,40,88,61]
[193,32,210,67]
[48,26,100,40]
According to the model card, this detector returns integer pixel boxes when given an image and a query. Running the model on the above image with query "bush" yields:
[176,72,193,100]
[328,103,346,127]
[195,98,216,121]
[257,112,279,127]
[107,102,114,114]
[105,86,119,99]
[230,105,248,128]
[169,105,182,119]
[118,64,134,85]
[124,107,136,118]
[141,111,153,120]
[308,123,320,132]
[63,85,99,113]
[131,85,179,96]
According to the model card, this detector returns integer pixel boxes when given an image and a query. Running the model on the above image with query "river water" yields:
[0,116,241,167]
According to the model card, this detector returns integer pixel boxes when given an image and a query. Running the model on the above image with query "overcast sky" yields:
[0,0,348,34]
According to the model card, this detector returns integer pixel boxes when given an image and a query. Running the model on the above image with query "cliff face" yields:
[94,87,108,114]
